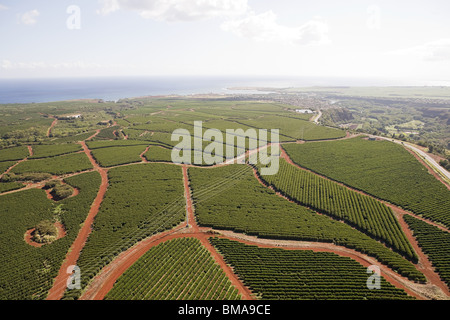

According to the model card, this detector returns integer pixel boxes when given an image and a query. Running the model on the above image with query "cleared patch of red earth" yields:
[46,140,109,300]
[24,222,66,248]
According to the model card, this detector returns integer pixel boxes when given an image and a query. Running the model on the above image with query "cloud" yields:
[97,0,248,21]
[0,4,8,11]
[0,59,135,71]
[19,9,40,25]
[389,39,450,62]
[221,11,330,46]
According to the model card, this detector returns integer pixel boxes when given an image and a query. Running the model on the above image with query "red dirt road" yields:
[46,140,109,300]
[140,146,151,163]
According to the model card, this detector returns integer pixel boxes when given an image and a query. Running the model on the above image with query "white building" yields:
[295,109,314,114]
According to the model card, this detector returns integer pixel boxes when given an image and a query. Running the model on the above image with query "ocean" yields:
[0,76,424,104]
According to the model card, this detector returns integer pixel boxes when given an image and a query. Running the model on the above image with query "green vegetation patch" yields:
[257,158,416,261]
[144,146,172,162]
[90,145,148,167]
[239,115,346,141]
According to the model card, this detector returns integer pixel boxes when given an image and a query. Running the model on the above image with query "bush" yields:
[44,180,61,189]
[51,184,74,200]
[32,220,58,244]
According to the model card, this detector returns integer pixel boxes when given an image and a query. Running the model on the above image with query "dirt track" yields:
[46,138,109,300]
[47,117,58,138]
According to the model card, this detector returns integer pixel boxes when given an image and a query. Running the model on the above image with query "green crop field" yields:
[0,171,101,300]
[144,146,172,162]
[11,153,93,175]
[105,237,241,300]
[211,238,414,300]
[30,144,82,159]
[90,145,148,167]
[257,158,416,261]
[189,165,423,281]
[282,138,450,228]
[239,115,346,141]
[0,181,25,193]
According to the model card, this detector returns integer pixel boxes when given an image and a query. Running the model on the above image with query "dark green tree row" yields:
[106,237,241,300]
[257,159,417,261]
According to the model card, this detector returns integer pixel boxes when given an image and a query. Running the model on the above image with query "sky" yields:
[0,0,449,83]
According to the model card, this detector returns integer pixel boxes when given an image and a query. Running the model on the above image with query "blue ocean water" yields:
[0,76,412,104]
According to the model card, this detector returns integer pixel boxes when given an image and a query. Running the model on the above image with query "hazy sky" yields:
[1,0,449,82]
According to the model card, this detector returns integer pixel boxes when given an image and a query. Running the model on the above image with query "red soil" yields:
[46,140,109,300]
